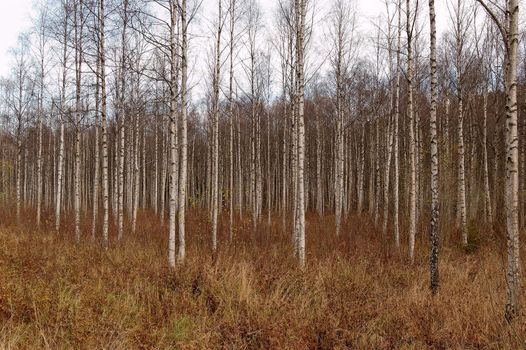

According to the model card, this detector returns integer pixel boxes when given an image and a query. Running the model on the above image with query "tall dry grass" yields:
[0,208,524,349]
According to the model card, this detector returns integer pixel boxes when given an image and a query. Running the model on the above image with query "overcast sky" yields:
[0,0,34,77]
[0,0,450,80]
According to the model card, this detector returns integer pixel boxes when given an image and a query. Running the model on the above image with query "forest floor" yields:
[0,209,524,349]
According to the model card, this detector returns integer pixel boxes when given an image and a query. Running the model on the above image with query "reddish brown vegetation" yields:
[0,209,524,349]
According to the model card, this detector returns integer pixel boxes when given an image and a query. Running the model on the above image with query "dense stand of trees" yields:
[0,0,523,319]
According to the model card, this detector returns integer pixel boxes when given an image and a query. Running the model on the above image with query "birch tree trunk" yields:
[178,0,188,263]
[332,2,346,235]
[482,92,493,224]
[228,0,236,241]
[504,0,520,321]
[74,0,84,243]
[455,1,468,245]
[117,0,129,241]
[153,116,158,214]
[315,103,323,215]
[131,111,139,233]
[429,0,439,293]
[476,0,520,319]
[55,59,66,231]
[393,0,401,248]
[383,116,394,236]
[407,0,417,262]
[357,126,365,213]
[55,4,69,232]
[160,119,167,224]
[294,0,306,267]
[168,0,179,267]
[92,56,100,239]
[16,118,21,224]
[211,0,222,253]
[99,0,109,246]
[36,15,46,228]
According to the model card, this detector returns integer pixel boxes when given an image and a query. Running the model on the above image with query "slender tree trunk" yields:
[99,0,109,246]
[504,0,520,320]
[210,0,222,253]
[429,0,439,293]
[36,46,44,228]
[393,0,401,248]
[74,0,84,243]
[315,104,323,215]
[117,0,129,241]
[237,97,243,219]
[160,120,167,224]
[16,124,21,224]
[482,93,493,224]
[55,5,69,232]
[131,112,139,233]
[294,0,306,267]
[168,0,179,267]
[383,116,394,236]
[374,121,381,224]
[281,94,288,229]
[407,0,417,262]
[228,0,235,241]
[357,126,365,213]
[178,0,188,263]
[153,115,158,214]
[455,0,468,245]
[335,42,344,235]
[92,57,100,239]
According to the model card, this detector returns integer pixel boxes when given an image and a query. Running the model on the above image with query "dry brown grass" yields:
[0,208,524,349]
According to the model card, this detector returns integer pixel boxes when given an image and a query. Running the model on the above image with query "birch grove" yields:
[0,0,523,323]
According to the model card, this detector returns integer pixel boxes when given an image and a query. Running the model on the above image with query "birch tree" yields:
[227,0,235,240]
[476,0,520,320]
[329,0,352,236]
[450,0,471,246]
[407,0,417,261]
[429,0,439,293]
[178,0,188,263]
[55,1,70,232]
[99,0,109,246]
[34,3,49,228]
[73,0,84,243]
[211,0,223,253]
[293,0,306,267]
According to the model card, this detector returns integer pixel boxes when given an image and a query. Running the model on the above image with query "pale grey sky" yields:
[0,0,450,81]
[0,0,34,77]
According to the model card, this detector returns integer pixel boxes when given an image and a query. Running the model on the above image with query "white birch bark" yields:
[315,103,323,215]
[504,0,520,320]
[393,0,401,248]
[407,0,417,262]
[55,4,69,232]
[36,13,46,228]
[429,0,439,293]
[455,0,468,245]
[131,111,139,233]
[117,0,129,241]
[294,0,307,267]
[99,0,109,246]
[228,0,236,240]
[211,0,222,253]
[73,0,84,243]
[168,0,179,267]
[482,92,493,224]
[91,53,100,239]
[178,0,188,263]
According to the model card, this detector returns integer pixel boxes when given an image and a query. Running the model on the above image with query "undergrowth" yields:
[0,208,524,349]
